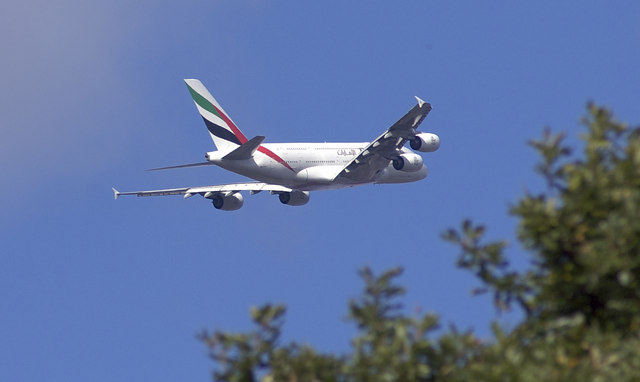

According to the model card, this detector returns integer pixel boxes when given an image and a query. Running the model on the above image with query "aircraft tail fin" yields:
[184,79,249,152]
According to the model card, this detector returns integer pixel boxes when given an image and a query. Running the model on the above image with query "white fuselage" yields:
[206,142,428,191]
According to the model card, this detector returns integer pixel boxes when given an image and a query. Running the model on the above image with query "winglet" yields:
[112,187,120,200]
[415,96,426,108]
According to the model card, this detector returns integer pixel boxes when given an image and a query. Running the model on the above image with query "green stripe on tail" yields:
[186,83,224,120]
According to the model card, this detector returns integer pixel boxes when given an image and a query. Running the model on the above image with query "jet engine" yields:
[278,190,310,206]
[208,192,244,211]
[409,133,440,152]
[392,153,424,172]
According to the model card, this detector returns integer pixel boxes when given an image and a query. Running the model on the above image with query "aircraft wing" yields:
[113,182,293,200]
[335,97,432,182]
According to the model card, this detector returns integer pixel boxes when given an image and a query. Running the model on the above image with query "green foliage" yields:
[513,104,640,332]
[201,104,640,381]
[347,267,480,382]
[442,104,640,380]
[200,304,345,381]
[201,268,481,381]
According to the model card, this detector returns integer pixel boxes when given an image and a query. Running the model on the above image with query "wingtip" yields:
[415,96,425,108]
[112,187,120,200]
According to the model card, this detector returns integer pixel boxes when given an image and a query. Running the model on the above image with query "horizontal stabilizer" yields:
[146,162,216,171]
[222,135,265,160]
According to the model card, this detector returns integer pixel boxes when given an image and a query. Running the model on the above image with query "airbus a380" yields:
[113,79,440,210]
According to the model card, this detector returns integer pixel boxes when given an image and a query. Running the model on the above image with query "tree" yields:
[200,104,640,381]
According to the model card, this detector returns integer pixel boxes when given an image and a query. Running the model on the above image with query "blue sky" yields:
[1,1,639,380]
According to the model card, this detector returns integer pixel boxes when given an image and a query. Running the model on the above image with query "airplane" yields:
[112,79,440,210]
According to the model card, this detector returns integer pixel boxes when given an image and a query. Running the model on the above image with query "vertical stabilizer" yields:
[184,79,248,152]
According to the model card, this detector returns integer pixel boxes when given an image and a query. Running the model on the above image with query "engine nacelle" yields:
[278,190,310,206]
[392,153,424,172]
[208,192,244,211]
[410,132,440,152]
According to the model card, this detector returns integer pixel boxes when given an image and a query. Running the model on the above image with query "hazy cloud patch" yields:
[0,1,141,201]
